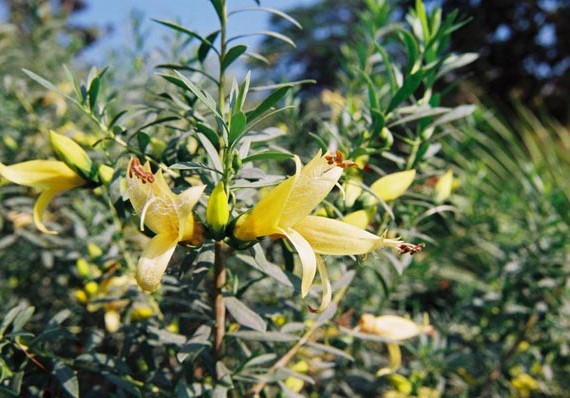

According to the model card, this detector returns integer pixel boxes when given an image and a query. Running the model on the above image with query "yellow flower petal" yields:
[295,216,382,255]
[370,169,416,202]
[359,314,432,341]
[280,227,316,298]
[434,170,453,203]
[176,185,206,242]
[33,188,62,234]
[281,153,342,227]
[312,255,332,313]
[234,173,298,240]
[104,309,121,333]
[341,208,376,229]
[376,343,402,377]
[344,175,363,208]
[0,160,85,190]
[136,232,178,292]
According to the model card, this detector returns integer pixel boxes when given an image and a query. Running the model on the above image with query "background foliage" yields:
[1,0,568,397]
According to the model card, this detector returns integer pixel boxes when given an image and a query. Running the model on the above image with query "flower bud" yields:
[380,127,394,148]
[434,169,453,203]
[96,164,114,185]
[206,182,230,240]
[49,130,95,180]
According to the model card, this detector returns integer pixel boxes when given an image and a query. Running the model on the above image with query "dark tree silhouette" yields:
[258,0,570,120]
[437,0,570,121]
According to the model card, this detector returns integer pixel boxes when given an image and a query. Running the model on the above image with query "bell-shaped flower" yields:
[126,158,205,292]
[0,160,86,234]
[233,151,423,311]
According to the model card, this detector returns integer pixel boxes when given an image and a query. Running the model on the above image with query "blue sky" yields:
[70,0,315,64]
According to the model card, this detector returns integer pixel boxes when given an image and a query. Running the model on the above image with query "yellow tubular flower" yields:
[234,151,423,311]
[359,313,433,377]
[0,160,86,234]
[126,158,205,291]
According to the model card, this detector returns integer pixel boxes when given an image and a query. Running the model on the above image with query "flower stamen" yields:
[325,150,358,169]
[396,242,425,255]
[129,158,155,184]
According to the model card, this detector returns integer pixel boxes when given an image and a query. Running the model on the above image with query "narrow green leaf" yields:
[387,71,423,113]
[242,151,293,164]
[153,19,220,56]
[374,43,397,92]
[225,297,267,332]
[229,331,298,342]
[198,30,220,63]
[398,29,420,74]
[88,76,100,110]
[229,111,247,144]
[197,133,223,172]
[242,354,277,368]
[229,7,302,29]
[236,72,251,112]
[137,131,150,151]
[245,86,291,122]
[210,0,224,23]
[53,362,79,398]
[416,0,430,42]
[12,306,35,332]
[108,110,127,129]
[229,31,295,48]
[161,71,222,119]
[156,64,218,84]
[429,105,476,127]
[196,122,220,150]
[222,45,247,72]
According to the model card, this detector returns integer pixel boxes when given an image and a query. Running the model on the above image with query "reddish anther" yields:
[325,150,358,169]
[129,158,155,184]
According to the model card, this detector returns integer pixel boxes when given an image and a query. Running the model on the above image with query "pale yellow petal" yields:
[177,185,206,241]
[126,161,179,236]
[434,170,453,202]
[295,215,382,255]
[104,310,121,333]
[136,232,178,292]
[312,255,332,313]
[280,227,316,298]
[344,175,363,207]
[341,208,376,230]
[33,188,61,234]
[234,172,298,240]
[0,160,84,190]
[281,153,343,226]
[370,169,416,202]
[359,314,429,341]
[376,343,402,377]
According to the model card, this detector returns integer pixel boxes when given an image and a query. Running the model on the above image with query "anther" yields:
[397,242,425,255]
[128,157,155,184]
[325,150,358,169]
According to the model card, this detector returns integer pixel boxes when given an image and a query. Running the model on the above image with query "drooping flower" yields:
[233,151,423,311]
[359,313,433,377]
[126,157,205,291]
[0,160,86,234]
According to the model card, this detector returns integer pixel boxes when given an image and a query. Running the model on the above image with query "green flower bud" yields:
[49,130,95,180]
[380,127,394,148]
[96,164,114,185]
[206,182,230,240]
